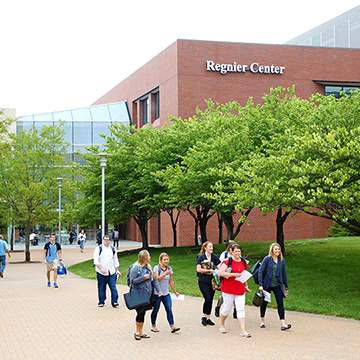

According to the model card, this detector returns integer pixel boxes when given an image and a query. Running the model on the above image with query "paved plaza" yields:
[1,241,359,360]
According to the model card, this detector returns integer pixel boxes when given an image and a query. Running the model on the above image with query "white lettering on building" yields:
[206,60,285,75]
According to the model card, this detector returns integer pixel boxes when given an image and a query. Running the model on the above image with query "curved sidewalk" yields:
[1,246,359,360]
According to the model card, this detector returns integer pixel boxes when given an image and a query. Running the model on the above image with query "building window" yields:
[154,92,160,120]
[325,86,360,98]
[142,98,149,125]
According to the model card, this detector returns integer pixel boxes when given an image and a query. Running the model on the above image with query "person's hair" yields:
[137,250,154,280]
[103,235,110,240]
[50,233,56,237]
[231,243,241,252]
[159,252,169,263]
[269,243,283,260]
[226,241,235,253]
[0,234,3,240]
[199,241,212,255]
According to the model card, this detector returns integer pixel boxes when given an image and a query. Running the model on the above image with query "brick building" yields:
[93,39,360,246]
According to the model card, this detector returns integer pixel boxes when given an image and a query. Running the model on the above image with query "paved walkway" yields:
[1,244,359,360]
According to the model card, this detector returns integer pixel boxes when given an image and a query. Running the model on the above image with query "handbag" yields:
[252,291,264,307]
[123,287,151,310]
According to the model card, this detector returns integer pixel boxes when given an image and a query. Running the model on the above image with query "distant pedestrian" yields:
[78,229,86,252]
[112,227,119,248]
[69,230,76,245]
[258,242,291,331]
[93,235,121,307]
[30,231,38,246]
[43,233,63,288]
[0,235,11,278]
[196,241,220,326]
[151,252,180,333]
[96,229,102,245]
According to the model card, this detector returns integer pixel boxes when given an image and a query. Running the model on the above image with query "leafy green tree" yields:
[0,122,70,261]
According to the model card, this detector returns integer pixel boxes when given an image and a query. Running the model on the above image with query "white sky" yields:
[1,0,359,117]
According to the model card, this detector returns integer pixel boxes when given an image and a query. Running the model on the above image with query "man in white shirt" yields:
[93,235,121,307]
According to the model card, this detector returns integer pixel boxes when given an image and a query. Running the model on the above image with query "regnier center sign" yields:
[206,60,285,75]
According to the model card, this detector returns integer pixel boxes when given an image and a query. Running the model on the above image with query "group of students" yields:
[197,240,291,338]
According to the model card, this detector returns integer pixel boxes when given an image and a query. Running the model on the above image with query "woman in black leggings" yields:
[258,243,291,331]
[196,241,220,326]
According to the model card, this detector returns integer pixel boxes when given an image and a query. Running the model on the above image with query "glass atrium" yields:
[17,102,131,164]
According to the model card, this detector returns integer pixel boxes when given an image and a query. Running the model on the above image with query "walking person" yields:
[93,235,121,307]
[219,243,252,337]
[78,229,86,253]
[0,235,11,278]
[258,242,291,331]
[215,241,234,317]
[43,233,63,288]
[112,227,120,249]
[196,241,220,326]
[151,253,180,333]
[129,250,162,340]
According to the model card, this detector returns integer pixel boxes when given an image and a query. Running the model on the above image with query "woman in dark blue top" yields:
[258,243,291,331]
[196,241,220,326]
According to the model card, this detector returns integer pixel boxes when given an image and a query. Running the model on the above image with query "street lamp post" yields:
[94,153,113,238]
[54,178,64,243]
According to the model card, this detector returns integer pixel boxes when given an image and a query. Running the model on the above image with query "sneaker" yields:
[47,282,51,287]
[214,306,220,317]
[54,283,58,288]
[206,319,215,326]
[112,303,119,307]
[201,317,207,326]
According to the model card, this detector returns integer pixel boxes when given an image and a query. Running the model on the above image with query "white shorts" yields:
[221,292,246,318]
[46,258,59,271]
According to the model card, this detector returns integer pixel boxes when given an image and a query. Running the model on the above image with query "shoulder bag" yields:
[124,286,151,310]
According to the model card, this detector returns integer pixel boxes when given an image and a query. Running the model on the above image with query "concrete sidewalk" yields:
[1,246,359,360]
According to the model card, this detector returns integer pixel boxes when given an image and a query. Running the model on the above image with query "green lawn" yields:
[69,237,360,320]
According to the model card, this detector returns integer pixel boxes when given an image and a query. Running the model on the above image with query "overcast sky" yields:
[1,0,359,117]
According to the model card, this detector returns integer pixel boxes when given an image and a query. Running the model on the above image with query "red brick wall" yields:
[94,40,359,246]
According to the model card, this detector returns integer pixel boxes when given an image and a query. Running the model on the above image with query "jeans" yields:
[151,294,174,327]
[96,272,118,305]
[113,239,119,248]
[198,280,215,315]
[0,255,6,272]
[80,240,85,250]
[260,285,285,320]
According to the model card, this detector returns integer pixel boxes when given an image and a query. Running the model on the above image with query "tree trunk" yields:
[217,213,223,244]
[24,223,32,262]
[134,215,149,250]
[166,209,181,247]
[221,208,252,245]
[276,207,291,254]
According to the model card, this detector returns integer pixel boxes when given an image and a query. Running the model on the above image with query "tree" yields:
[0,122,70,261]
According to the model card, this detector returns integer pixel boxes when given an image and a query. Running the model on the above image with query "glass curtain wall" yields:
[17,102,131,164]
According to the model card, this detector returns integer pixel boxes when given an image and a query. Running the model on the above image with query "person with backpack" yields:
[219,243,252,338]
[196,241,221,326]
[150,252,180,333]
[112,227,120,249]
[43,233,63,288]
[215,242,234,318]
[258,242,291,331]
[93,235,121,308]
[129,250,162,340]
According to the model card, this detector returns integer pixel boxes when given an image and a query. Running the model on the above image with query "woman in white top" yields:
[150,253,180,333]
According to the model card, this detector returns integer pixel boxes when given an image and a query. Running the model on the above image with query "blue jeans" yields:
[151,294,174,327]
[0,255,6,273]
[96,272,118,305]
[80,240,85,250]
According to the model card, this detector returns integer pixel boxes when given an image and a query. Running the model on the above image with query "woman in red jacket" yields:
[219,243,252,338]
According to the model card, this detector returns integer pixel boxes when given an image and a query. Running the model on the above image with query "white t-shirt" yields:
[93,245,119,276]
